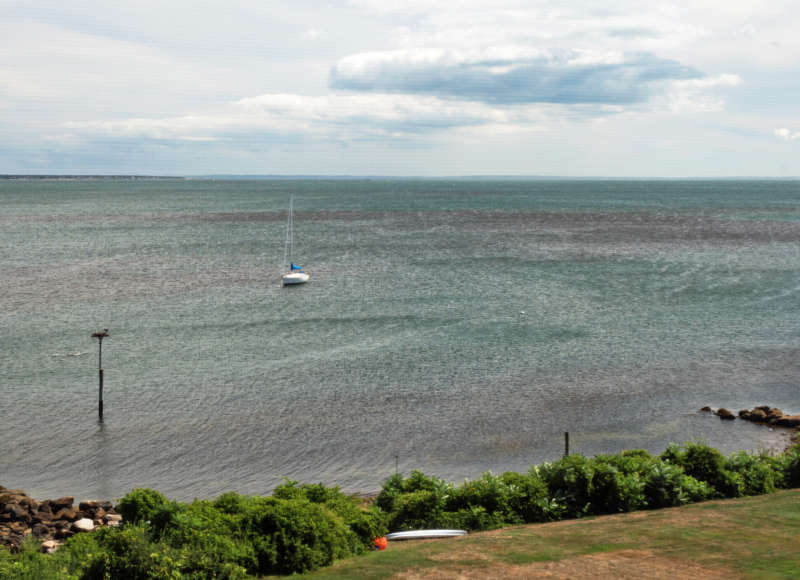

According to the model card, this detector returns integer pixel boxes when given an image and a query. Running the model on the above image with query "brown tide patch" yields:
[392,549,731,579]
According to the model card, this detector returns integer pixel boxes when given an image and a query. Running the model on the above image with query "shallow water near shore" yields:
[1,178,799,501]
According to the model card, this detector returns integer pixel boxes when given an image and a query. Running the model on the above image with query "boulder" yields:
[716,408,735,420]
[49,497,74,511]
[38,500,53,514]
[18,497,39,512]
[748,409,768,422]
[4,504,31,523]
[774,415,800,428]
[41,540,61,554]
[104,513,122,523]
[8,522,26,534]
[32,510,53,523]
[767,409,785,423]
[79,500,99,512]
[738,409,751,418]
[72,518,95,533]
[700,406,712,412]
[31,523,51,538]
[0,493,26,506]
[53,508,76,521]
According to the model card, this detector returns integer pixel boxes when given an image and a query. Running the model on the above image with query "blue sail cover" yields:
[290,262,304,271]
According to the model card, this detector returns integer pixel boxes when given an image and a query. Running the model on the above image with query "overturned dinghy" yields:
[386,529,467,541]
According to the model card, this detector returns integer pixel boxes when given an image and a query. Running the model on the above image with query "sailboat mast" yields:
[283,196,292,271]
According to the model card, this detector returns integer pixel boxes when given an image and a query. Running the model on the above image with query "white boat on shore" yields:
[281,195,309,286]
[385,530,467,541]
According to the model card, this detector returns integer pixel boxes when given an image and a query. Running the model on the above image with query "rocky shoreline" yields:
[0,486,121,553]
[4,405,797,554]
[701,405,800,448]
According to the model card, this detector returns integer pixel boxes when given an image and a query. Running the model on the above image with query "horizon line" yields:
[2,174,800,181]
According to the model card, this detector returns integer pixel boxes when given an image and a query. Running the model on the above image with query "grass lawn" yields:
[297,489,800,579]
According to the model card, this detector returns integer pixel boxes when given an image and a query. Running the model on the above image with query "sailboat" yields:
[281,196,309,286]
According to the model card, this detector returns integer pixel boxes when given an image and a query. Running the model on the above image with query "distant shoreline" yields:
[2,174,799,181]
[0,175,183,180]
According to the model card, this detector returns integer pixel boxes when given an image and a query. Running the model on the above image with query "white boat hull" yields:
[385,530,467,541]
[282,272,309,285]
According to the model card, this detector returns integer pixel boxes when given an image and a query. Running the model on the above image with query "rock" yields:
[738,409,751,418]
[53,508,76,521]
[32,510,53,523]
[79,500,99,512]
[700,406,712,412]
[31,523,50,538]
[38,500,53,514]
[767,409,785,423]
[72,518,95,533]
[748,409,768,422]
[774,415,800,428]
[18,497,39,512]
[8,522,27,534]
[49,497,74,511]
[716,408,735,420]
[41,540,61,554]
[104,513,122,523]
[756,405,772,413]
[4,504,31,523]
[0,493,26,506]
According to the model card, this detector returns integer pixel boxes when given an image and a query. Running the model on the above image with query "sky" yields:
[1,0,799,176]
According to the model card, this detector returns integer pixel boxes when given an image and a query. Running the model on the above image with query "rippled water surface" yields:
[2,178,799,500]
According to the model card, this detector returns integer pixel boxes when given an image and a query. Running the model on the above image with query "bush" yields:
[501,470,553,523]
[662,442,743,498]
[273,480,387,549]
[780,444,800,488]
[726,451,778,496]
[444,472,518,527]
[588,460,645,514]
[642,462,711,508]
[117,488,170,523]
[80,524,183,580]
[242,497,356,575]
[538,455,594,518]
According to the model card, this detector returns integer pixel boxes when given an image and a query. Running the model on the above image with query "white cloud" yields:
[660,73,743,113]
[303,28,326,40]
[774,128,800,141]
[62,93,546,142]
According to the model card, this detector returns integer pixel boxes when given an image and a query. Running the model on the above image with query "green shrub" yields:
[80,524,182,580]
[444,472,518,527]
[780,444,800,488]
[500,470,553,523]
[642,462,711,508]
[241,497,356,575]
[377,471,453,530]
[117,488,170,523]
[588,460,645,514]
[0,537,64,580]
[390,489,448,530]
[726,451,778,496]
[273,480,387,549]
[538,455,594,518]
[158,500,255,577]
[662,442,743,498]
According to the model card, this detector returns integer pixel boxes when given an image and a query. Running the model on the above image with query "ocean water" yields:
[1,178,799,501]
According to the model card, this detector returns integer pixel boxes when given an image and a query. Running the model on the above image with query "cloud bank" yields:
[330,47,701,105]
